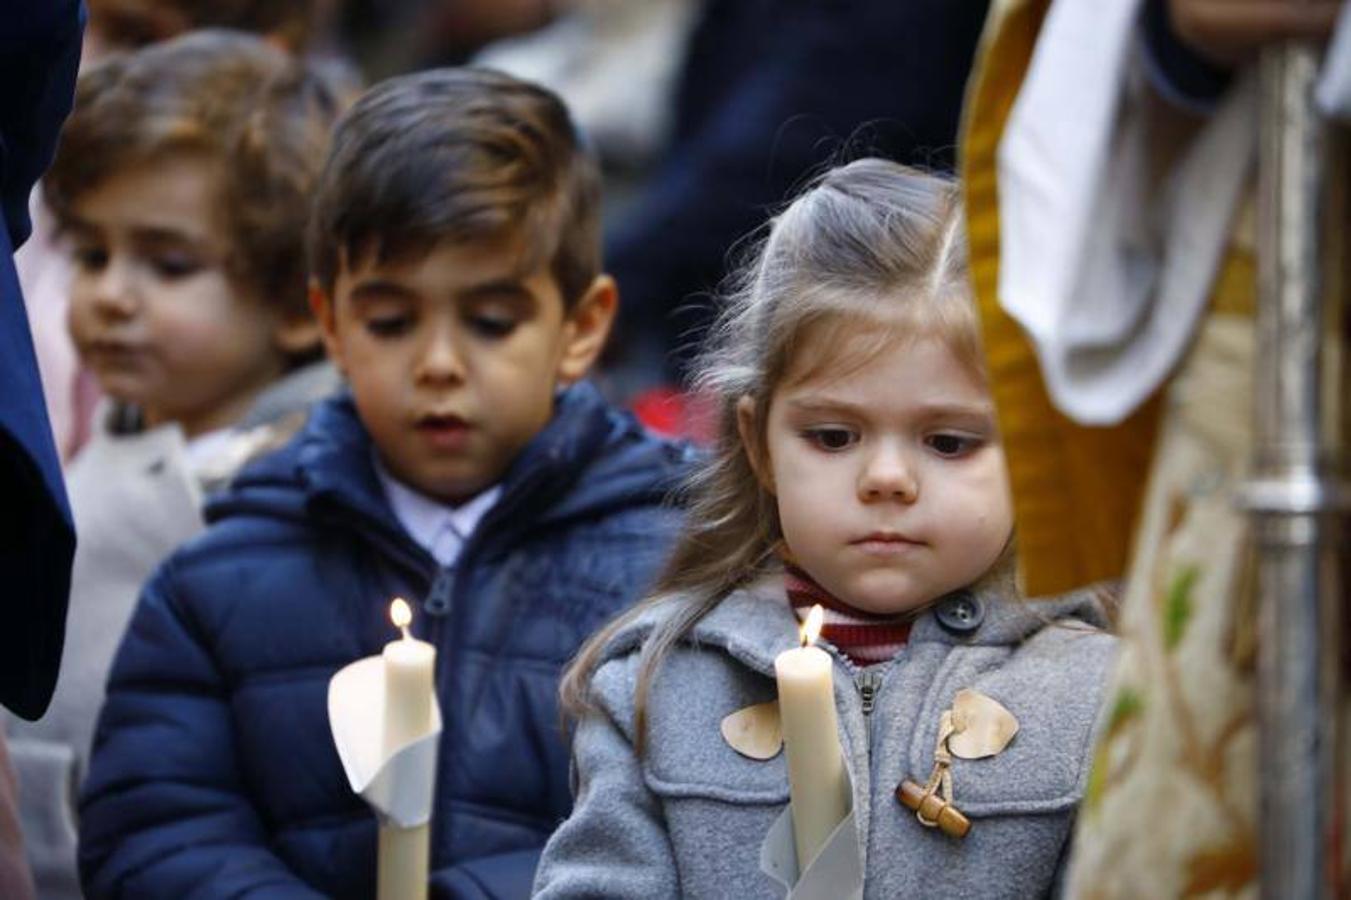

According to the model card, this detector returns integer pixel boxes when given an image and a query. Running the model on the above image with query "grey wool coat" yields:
[533,572,1117,899]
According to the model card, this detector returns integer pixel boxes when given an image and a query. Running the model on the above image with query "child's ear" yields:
[556,274,618,385]
[274,309,322,360]
[736,395,775,495]
[307,280,344,372]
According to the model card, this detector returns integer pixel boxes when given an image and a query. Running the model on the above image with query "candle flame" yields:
[800,604,824,647]
[390,598,412,630]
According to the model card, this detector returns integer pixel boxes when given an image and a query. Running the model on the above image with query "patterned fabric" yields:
[958,4,1339,894]
[1066,310,1263,898]
[784,564,912,666]
[1054,53,1270,898]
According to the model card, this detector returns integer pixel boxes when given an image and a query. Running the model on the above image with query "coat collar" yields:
[216,380,689,568]
[293,381,614,531]
[603,565,1111,678]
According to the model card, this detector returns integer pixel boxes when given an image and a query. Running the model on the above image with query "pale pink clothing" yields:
[15,191,99,462]
[0,732,35,900]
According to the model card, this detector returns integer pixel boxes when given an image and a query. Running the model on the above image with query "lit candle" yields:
[774,605,850,871]
[379,598,436,900]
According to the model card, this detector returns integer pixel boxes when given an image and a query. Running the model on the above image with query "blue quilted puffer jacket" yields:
[77,383,691,899]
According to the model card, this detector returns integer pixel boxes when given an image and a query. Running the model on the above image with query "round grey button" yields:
[935,591,984,635]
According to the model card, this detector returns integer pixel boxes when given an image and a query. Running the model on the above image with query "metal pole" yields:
[1245,39,1350,900]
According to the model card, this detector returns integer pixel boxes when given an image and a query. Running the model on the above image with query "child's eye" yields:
[926,433,981,458]
[466,315,516,339]
[151,254,203,279]
[365,315,414,338]
[802,427,858,452]
[72,246,108,272]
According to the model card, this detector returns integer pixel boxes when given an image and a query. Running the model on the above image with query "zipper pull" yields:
[424,568,454,617]
[857,669,882,715]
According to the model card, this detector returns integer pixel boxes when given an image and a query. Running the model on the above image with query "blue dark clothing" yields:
[78,384,691,899]
[604,0,990,384]
[1141,0,1233,112]
[0,0,81,720]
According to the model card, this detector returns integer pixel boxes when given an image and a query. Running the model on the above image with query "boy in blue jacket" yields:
[78,68,690,900]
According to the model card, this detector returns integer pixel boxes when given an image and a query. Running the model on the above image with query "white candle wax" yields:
[774,607,850,872]
[382,637,435,754]
[379,599,437,900]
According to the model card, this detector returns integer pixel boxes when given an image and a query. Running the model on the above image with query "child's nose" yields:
[89,259,138,319]
[858,446,919,503]
[414,329,466,385]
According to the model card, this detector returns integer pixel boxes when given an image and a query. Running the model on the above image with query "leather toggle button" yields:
[935,591,983,636]
[897,779,971,838]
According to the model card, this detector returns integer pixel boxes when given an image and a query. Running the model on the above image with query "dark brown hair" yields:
[45,30,346,361]
[88,0,318,52]
[308,67,602,309]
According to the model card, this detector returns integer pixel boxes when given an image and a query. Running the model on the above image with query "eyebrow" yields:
[63,217,210,248]
[347,279,419,305]
[347,277,537,306]
[786,395,995,422]
[459,279,535,304]
[133,227,214,250]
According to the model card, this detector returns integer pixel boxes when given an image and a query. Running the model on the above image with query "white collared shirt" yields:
[375,458,501,568]
[183,427,234,476]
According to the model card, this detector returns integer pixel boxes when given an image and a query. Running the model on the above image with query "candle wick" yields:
[400,625,411,642]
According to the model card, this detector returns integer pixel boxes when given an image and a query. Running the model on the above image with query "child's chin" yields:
[92,376,148,403]
[416,472,495,506]
[841,578,928,617]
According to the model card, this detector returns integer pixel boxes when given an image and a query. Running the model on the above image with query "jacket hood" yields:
[206,380,692,553]
[236,361,343,431]
[599,568,1112,677]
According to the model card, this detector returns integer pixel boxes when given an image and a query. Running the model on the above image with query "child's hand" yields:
[1169,0,1343,64]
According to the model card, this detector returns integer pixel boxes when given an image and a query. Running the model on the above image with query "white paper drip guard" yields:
[760,766,863,900]
[328,655,443,828]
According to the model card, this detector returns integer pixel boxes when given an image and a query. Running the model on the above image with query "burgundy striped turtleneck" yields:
[784,564,913,667]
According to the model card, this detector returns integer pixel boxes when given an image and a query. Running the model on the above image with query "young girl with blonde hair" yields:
[533,159,1117,898]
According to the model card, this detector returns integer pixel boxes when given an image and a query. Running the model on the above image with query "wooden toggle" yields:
[896,778,971,839]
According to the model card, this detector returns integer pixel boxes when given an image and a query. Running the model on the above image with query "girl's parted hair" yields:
[562,159,981,750]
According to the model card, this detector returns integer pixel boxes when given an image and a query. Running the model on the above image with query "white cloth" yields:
[184,427,234,475]
[376,462,500,569]
[1317,2,1351,116]
[997,0,1351,426]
